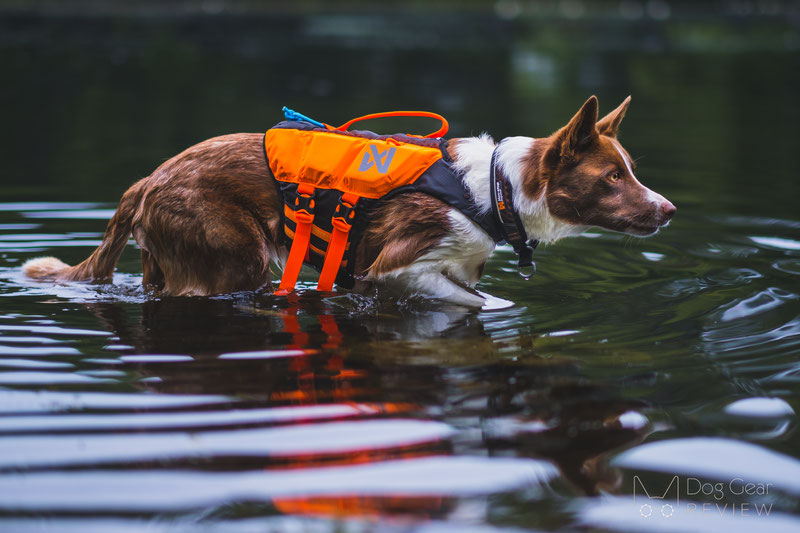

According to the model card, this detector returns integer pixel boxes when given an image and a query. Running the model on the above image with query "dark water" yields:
[1,6,800,532]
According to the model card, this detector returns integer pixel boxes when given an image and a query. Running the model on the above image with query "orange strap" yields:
[336,111,449,139]
[277,184,316,293]
[317,192,359,291]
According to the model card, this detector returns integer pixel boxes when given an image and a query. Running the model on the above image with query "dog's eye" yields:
[608,172,621,182]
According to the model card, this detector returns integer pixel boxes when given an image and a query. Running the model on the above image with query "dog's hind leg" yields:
[141,249,165,291]
[135,198,275,296]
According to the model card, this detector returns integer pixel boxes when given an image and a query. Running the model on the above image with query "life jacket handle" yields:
[336,111,449,139]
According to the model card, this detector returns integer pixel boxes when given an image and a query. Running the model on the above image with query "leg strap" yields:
[277,184,316,294]
[317,192,359,291]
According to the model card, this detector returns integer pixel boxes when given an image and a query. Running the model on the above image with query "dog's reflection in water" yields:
[84,295,650,518]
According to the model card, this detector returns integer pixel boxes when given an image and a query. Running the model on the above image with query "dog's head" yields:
[530,96,675,237]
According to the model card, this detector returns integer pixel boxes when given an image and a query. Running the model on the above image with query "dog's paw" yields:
[476,291,514,311]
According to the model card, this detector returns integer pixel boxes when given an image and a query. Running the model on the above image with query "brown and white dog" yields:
[23,96,675,307]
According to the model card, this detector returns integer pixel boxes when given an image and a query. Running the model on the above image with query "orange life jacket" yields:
[263,111,502,293]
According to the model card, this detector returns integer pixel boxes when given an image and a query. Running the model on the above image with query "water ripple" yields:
[718,288,798,322]
[704,315,800,360]
[0,403,385,433]
[613,437,800,494]
[0,456,556,512]
[0,324,110,337]
[579,495,800,532]
[0,344,81,356]
[723,397,795,418]
[0,419,456,469]
[0,371,115,385]
[0,202,104,211]
[750,236,800,252]
[120,354,195,363]
[0,518,535,533]
[0,358,75,370]
[0,389,233,414]
[21,209,118,220]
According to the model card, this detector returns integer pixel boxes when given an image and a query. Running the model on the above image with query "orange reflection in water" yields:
[273,494,452,520]
[268,303,450,521]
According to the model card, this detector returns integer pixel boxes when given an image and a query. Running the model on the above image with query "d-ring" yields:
[517,262,536,280]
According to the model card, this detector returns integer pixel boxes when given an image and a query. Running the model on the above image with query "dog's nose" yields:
[661,200,676,219]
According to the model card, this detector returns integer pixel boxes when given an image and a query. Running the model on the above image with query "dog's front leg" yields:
[386,268,485,308]
[415,272,486,308]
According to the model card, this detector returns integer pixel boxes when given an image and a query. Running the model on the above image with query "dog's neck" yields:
[452,135,586,244]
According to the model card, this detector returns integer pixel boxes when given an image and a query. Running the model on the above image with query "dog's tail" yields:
[23,179,146,283]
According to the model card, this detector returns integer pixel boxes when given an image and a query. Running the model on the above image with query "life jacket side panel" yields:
[380,159,504,243]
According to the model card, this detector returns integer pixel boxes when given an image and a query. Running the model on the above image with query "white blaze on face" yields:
[612,141,662,206]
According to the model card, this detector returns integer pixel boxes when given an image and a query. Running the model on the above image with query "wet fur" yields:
[23,96,675,306]
[22,133,454,297]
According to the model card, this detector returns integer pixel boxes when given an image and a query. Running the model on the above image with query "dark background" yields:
[2,0,799,219]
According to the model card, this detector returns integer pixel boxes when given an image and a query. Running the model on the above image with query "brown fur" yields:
[22,96,674,297]
[520,139,548,201]
[519,96,674,236]
[22,133,451,295]
[21,256,70,279]
[357,193,451,277]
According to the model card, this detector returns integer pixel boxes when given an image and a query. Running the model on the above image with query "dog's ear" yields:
[549,96,599,163]
[596,96,631,138]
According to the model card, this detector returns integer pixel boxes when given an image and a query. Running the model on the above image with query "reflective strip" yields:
[284,225,348,266]
[284,204,345,245]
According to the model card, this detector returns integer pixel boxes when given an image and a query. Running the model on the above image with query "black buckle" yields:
[294,190,315,214]
[333,197,357,226]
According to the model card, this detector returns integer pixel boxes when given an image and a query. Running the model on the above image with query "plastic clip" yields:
[282,106,327,129]
[332,196,358,231]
